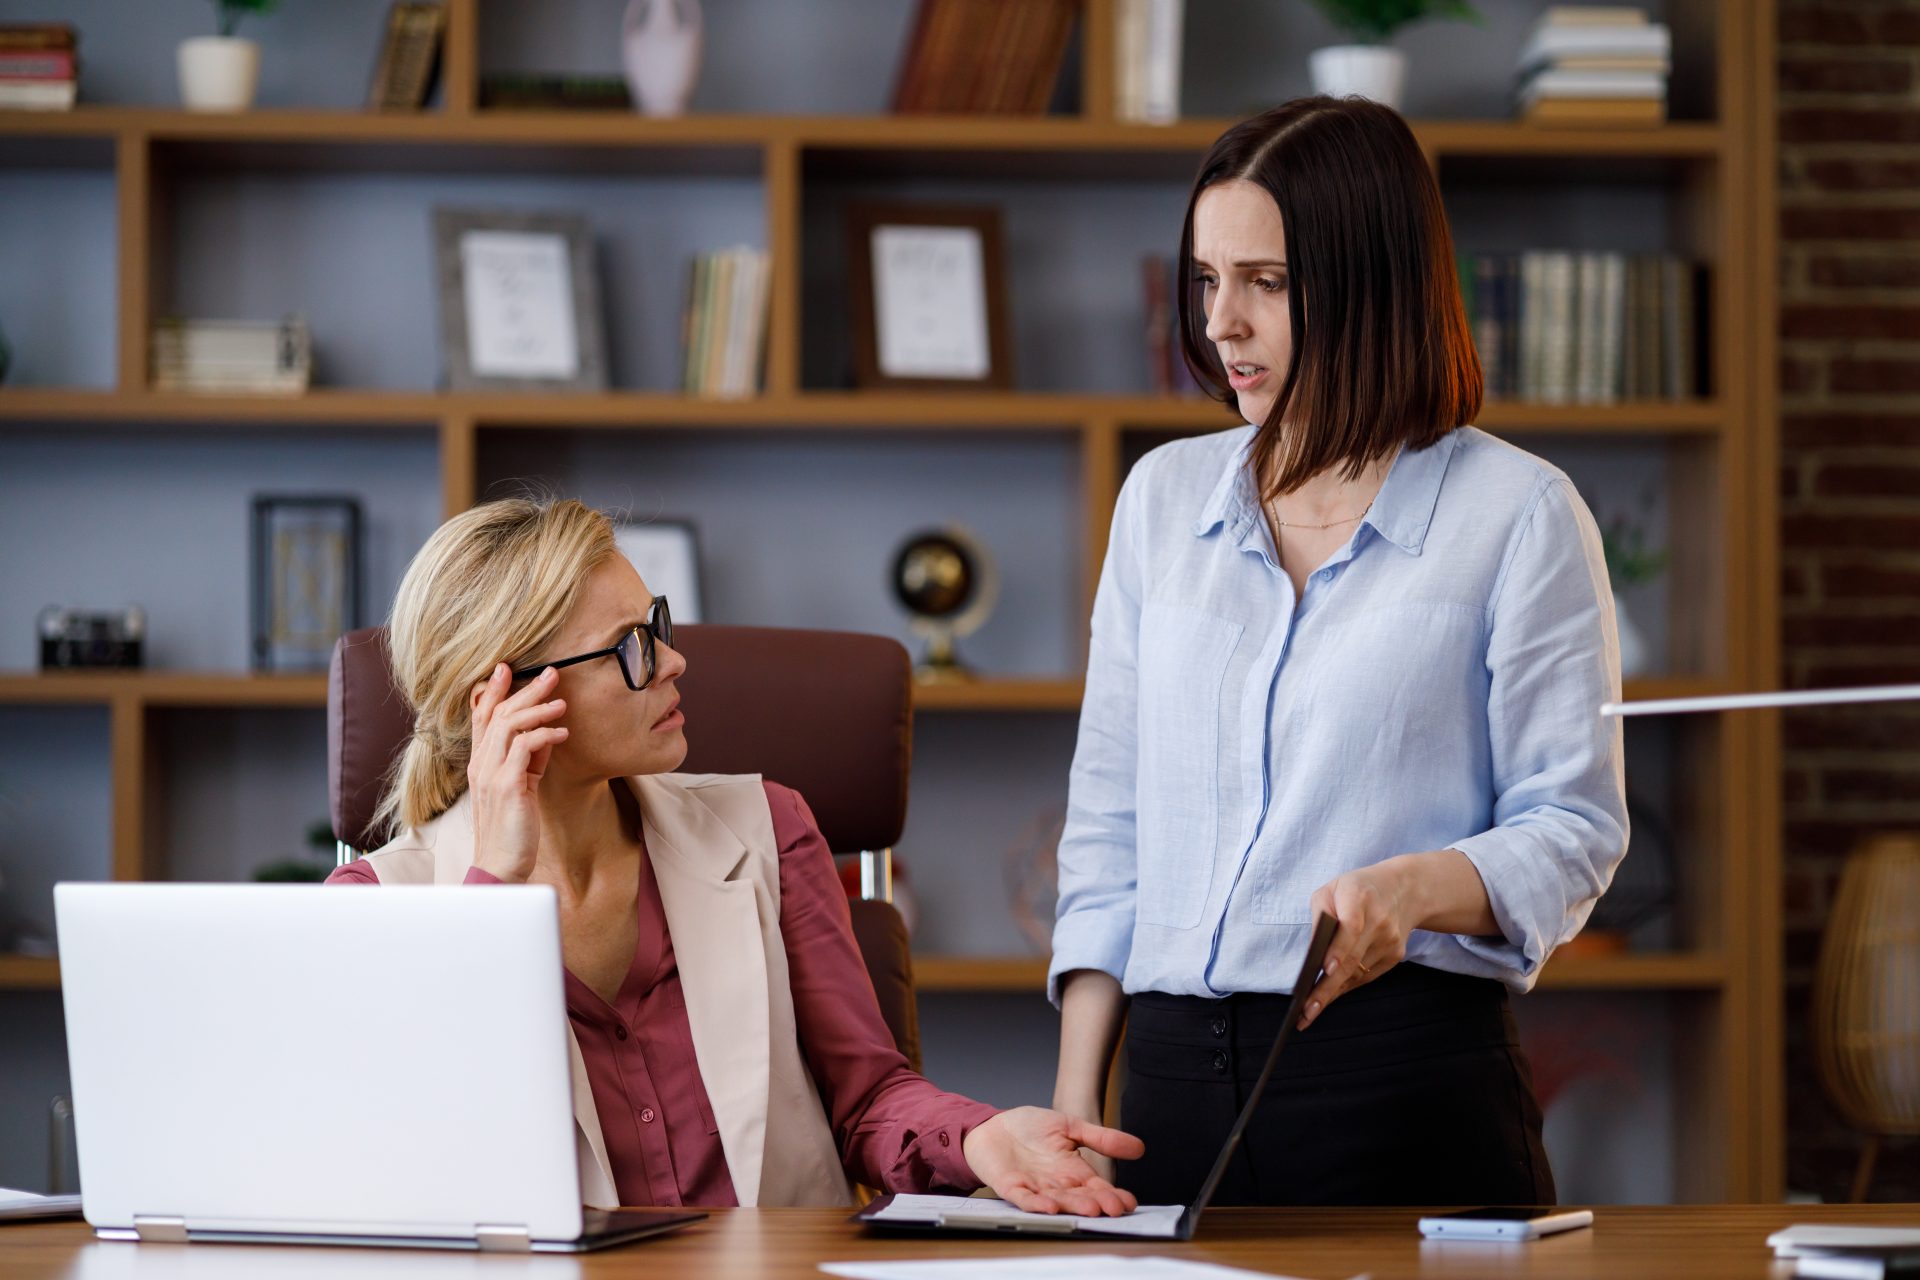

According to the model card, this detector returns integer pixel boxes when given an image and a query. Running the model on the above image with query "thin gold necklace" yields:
[1267,497,1374,530]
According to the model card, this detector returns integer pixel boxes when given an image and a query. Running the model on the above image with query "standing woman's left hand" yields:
[1299,858,1420,1030]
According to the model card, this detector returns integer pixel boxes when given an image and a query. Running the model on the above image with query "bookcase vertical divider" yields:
[114,131,157,393]
[1079,417,1120,669]
[764,139,801,398]
[108,692,149,883]
[440,412,478,518]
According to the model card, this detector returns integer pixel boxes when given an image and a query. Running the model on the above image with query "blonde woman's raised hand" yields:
[467,663,568,883]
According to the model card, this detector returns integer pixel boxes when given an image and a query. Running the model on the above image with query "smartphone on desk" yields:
[1418,1207,1594,1242]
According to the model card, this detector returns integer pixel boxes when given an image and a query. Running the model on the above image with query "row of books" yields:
[1114,0,1183,125]
[1461,252,1708,404]
[1517,4,1671,127]
[892,0,1076,114]
[0,23,78,112]
[151,316,313,395]
[682,247,770,399]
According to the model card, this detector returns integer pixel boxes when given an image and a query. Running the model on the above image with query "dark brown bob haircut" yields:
[1178,96,1482,498]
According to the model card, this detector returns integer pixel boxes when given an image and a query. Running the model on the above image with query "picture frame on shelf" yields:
[251,495,363,673]
[431,208,608,393]
[615,518,705,623]
[845,202,1013,392]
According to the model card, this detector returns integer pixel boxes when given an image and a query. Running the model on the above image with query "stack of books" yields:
[1515,5,1670,126]
[1459,251,1707,404]
[151,317,313,395]
[892,0,1077,114]
[1770,1224,1920,1279]
[682,247,769,399]
[0,23,78,112]
[479,74,630,111]
[1114,0,1183,124]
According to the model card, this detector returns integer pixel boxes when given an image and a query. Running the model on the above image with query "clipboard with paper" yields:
[856,914,1339,1242]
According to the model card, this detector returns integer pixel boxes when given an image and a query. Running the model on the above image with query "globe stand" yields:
[912,623,974,683]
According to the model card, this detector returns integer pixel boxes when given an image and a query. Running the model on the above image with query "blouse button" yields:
[641,1108,656,1124]
[938,1131,951,1148]
[615,1025,629,1041]
[1212,1050,1229,1075]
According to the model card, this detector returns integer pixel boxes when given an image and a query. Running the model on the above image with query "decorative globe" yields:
[891,533,976,620]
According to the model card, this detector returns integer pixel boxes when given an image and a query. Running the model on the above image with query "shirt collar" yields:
[1362,429,1461,555]
[1192,427,1462,557]
[1190,430,1261,538]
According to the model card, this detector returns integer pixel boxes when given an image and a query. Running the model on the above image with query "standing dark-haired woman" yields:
[1048,97,1629,1207]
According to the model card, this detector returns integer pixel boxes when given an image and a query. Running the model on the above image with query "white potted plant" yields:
[1304,0,1480,110]
[179,0,278,112]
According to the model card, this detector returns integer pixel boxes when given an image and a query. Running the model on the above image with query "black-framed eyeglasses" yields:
[512,596,672,692]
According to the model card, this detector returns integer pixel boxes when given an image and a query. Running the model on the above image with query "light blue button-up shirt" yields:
[1049,424,1628,1002]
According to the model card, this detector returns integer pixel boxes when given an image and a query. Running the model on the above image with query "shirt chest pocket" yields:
[1134,602,1244,930]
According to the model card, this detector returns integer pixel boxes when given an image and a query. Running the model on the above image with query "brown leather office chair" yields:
[326,623,923,1073]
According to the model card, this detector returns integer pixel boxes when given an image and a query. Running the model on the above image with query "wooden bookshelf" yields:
[0,0,1778,1202]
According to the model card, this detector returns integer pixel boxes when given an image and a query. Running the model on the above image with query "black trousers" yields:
[1116,961,1555,1207]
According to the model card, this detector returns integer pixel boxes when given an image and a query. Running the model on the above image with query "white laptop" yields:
[53,882,704,1252]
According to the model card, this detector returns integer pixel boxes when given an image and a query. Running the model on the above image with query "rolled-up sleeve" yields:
[1442,477,1630,991]
[1048,462,1148,1007]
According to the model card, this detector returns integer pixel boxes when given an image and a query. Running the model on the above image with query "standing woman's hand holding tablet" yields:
[1049,96,1628,1210]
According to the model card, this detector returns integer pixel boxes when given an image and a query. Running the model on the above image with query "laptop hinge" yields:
[475,1224,532,1252]
[132,1215,189,1243]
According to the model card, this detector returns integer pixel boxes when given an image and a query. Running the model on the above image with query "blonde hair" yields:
[375,497,616,836]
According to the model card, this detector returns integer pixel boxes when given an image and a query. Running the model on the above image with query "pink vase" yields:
[622,0,703,118]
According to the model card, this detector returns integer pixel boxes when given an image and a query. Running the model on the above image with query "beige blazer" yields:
[357,771,855,1209]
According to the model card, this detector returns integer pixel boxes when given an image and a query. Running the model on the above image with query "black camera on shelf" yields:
[38,606,146,670]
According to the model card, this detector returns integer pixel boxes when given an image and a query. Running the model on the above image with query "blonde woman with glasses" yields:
[328,497,1142,1213]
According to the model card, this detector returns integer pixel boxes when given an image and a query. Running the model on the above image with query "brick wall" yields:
[1778,0,1920,1203]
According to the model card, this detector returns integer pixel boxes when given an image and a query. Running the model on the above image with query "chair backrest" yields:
[326,623,922,1070]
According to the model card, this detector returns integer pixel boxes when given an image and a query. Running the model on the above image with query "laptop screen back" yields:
[55,883,583,1243]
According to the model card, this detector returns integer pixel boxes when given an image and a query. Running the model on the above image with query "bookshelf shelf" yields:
[0,949,1732,997]
[0,109,1727,182]
[0,673,1732,716]
[0,955,60,991]
[0,389,1727,435]
[910,949,1729,995]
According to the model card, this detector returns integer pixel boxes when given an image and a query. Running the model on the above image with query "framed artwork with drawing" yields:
[432,208,608,393]
[251,495,363,672]
[845,202,1013,392]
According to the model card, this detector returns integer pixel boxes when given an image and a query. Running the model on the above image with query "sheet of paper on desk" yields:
[865,1194,1186,1237]
[822,1258,1311,1280]
[0,1187,83,1222]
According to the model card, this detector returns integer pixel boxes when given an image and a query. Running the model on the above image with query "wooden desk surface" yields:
[3,1204,1915,1279]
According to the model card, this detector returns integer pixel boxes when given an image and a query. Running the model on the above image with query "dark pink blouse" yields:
[327,781,997,1207]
